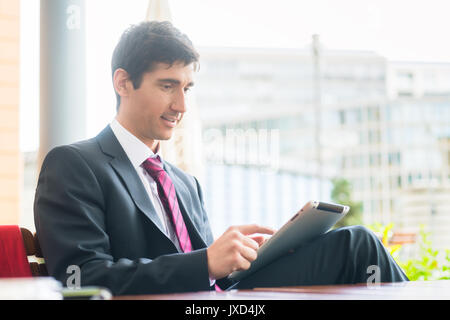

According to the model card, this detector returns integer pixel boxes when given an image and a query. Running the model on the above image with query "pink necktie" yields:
[143,156,192,253]
[143,156,222,292]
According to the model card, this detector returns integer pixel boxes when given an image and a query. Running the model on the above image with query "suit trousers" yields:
[233,225,409,289]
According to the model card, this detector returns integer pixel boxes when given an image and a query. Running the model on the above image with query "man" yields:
[34,21,408,296]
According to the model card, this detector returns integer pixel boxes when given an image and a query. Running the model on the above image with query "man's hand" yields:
[206,224,276,280]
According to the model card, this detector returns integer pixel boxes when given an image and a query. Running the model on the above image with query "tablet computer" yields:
[228,200,349,281]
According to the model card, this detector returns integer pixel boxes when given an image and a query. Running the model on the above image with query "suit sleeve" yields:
[34,146,212,295]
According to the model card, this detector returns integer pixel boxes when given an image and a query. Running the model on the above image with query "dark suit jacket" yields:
[34,125,232,295]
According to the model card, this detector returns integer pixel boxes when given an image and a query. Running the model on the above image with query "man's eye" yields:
[184,87,191,93]
[163,85,172,90]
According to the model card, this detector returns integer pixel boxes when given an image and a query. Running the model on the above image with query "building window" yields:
[368,106,380,122]
[397,71,414,95]
[339,110,345,125]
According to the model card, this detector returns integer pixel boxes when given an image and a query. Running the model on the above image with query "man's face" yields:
[117,61,194,148]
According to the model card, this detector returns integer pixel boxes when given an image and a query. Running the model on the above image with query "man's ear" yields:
[113,68,132,98]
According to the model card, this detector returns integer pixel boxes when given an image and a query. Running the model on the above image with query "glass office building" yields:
[195,47,450,247]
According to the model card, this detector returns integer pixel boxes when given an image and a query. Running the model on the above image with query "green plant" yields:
[330,178,363,228]
[398,226,450,281]
[441,250,450,280]
[366,223,450,281]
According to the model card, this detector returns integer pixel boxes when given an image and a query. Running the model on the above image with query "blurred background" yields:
[1,0,449,280]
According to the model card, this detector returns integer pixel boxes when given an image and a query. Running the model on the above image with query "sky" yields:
[172,0,450,61]
[19,0,450,152]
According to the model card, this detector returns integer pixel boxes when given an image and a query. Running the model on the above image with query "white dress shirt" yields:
[109,118,182,252]
[110,119,216,285]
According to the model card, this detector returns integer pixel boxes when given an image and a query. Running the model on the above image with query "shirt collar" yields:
[109,118,163,169]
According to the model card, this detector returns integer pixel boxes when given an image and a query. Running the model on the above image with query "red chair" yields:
[20,227,48,276]
[0,225,47,278]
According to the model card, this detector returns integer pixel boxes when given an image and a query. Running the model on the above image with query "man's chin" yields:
[152,126,177,141]
[157,132,174,141]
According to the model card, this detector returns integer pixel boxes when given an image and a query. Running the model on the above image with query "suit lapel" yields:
[96,125,207,249]
[96,126,167,236]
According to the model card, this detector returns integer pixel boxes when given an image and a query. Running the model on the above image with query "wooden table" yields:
[115,280,450,300]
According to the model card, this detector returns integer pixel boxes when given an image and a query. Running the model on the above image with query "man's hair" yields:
[111,21,200,110]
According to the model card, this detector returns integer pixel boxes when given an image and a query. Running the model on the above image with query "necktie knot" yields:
[142,156,164,179]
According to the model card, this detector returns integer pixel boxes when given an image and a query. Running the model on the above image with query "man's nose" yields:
[171,89,187,113]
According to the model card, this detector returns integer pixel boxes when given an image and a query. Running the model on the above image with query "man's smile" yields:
[161,115,178,127]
